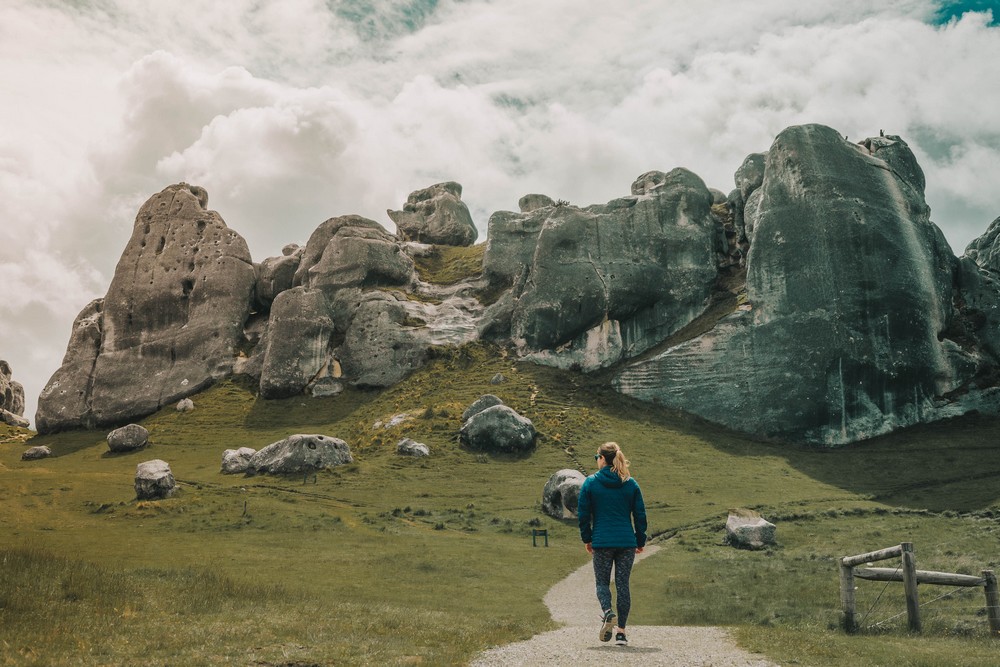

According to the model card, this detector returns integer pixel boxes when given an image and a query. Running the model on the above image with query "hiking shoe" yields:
[599,609,616,642]
[615,632,628,646]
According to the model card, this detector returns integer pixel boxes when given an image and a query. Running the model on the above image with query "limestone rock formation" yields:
[37,183,255,433]
[255,244,302,309]
[246,434,353,475]
[484,168,719,370]
[21,446,51,460]
[387,182,478,246]
[220,447,256,474]
[461,394,505,422]
[541,469,586,519]
[615,124,983,445]
[135,460,175,500]
[107,424,149,453]
[725,509,776,550]
[0,360,28,428]
[176,398,194,412]
[259,288,336,399]
[396,438,430,457]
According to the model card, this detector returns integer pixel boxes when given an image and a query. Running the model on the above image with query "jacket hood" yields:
[596,466,625,488]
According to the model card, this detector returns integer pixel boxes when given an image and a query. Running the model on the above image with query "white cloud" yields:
[2,0,1000,426]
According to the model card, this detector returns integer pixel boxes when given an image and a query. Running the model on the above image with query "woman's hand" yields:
[585,542,594,554]
[636,547,644,555]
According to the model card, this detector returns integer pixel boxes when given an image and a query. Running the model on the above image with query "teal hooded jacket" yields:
[578,466,647,549]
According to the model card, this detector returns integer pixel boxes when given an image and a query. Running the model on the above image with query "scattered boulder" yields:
[396,438,430,457]
[489,373,506,385]
[459,404,536,453]
[725,509,776,550]
[246,434,353,475]
[135,459,175,500]
[387,182,478,246]
[107,424,150,453]
[37,183,256,433]
[176,398,194,412]
[541,469,586,519]
[21,446,51,460]
[461,395,505,422]
[220,447,256,474]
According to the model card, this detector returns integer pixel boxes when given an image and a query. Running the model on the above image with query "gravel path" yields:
[471,545,780,666]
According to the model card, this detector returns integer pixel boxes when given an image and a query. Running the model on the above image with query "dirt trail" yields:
[471,545,780,666]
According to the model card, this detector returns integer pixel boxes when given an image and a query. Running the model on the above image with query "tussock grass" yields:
[3,342,1000,665]
[412,243,485,285]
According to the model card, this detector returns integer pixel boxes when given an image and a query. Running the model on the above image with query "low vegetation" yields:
[2,344,1000,665]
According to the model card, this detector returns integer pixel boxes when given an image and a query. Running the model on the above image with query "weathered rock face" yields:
[255,244,302,309]
[135,459,175,500]
[485,168,719,370]
[37,183,255,433]
[0,360,27,428]
[259,288,336,399]
[396,438,430,457]
[541,469,586,519]
[107,424,150,453]
[461,394,504,423]
[459,404,536,453]
[21,446,51,460]
[387,182,478,247]
[220,447,256,474]
[246,434,353,475]
[725,509,776,550]
[615,124,978,445]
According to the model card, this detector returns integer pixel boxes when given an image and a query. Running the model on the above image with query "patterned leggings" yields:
[592,547,636,628]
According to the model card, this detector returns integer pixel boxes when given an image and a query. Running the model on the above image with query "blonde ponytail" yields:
[598,441,631,482]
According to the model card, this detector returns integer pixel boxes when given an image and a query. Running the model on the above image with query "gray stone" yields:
[246,434,353,475]
[499,168,718,367]
[615,124,968,445]
[725,510,776,550]
[336,294,430,388]
[459,404,536,453]
[387,182,478,246]
[259,287,336,399]
[37,183,255,433]
[709,188,729,205]
[220,447,256,474]
[255,244,302,309]
[0,410,29,428]
[396,438,430,457]
[0,360,25,418]
[541,469,586,519]
[374,413,413,429]
[519,194,555,213]
[21,446,51,460]
[176,398,194,412]
[965,215,1000,275]
[735,153,767,200]
[135,459,175,500]
[309,377,344,397]
[107,424,150,453]
[489,373,506,385]
[461,394,504,423]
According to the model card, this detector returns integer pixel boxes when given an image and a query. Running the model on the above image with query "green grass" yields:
[412,243,485,285]
[3,343,1000,665]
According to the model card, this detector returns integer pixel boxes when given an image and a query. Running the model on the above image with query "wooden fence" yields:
[839,542,1000,636]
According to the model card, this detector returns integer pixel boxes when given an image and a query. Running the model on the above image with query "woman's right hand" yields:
[585,542,594,554]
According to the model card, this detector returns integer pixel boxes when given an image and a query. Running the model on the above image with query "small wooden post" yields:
[900,542,921,633]
[532,529,548,547]
[840,562,858,633]
[984,570,1000,638]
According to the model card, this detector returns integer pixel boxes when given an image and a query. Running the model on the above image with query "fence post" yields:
[984,570,1000,638]
[900,542,921,633]
[840,562,857,633]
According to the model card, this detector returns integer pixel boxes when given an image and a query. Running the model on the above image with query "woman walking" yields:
[577,441,647,646]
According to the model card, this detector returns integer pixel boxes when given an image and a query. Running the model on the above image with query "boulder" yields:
[387,182,478,246]
[541,469,586,519]
[21,446,51,460]
[396,438,430,457]
[135,459,175,500]
[459,404,536,453]
[255,244,303,309]
[258,287,336,399]
[615,125,971,445]
[220,447,256,474]
[461,394,504,423]
[734,153,767,200]
[490,168,718,368]
[246,434,353,475]
[336,294,431,388]
[107,424,150,453]
[519,194,555,213]
[176,398,194,412]
[1,410,30,428]
[37,183,255,433]
[725,509,776,550]
[0,360,25,417]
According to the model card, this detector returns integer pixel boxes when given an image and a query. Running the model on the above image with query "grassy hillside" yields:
[2,343,1000,665]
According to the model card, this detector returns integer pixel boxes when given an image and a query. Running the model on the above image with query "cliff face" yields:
[35,124,1000,445]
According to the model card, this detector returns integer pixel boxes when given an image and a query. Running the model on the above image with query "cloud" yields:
[2,0,1000,426]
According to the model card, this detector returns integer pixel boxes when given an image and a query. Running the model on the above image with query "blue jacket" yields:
[578,466,647,548]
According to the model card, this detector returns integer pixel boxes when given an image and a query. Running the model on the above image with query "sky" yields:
[2,0,999,427]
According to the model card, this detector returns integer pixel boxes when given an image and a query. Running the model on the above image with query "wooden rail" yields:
[839,542,1000,637]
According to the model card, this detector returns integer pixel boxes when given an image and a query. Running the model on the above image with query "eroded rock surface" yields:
[0,360,27,428]
[135,459,175,500]
[246,434,353,475]
[542,469,586,519]
[388,182,478,246]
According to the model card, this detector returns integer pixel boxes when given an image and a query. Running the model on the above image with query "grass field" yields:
[2,343,1000,665]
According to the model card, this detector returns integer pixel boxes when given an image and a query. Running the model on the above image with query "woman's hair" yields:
[599,441,631,482]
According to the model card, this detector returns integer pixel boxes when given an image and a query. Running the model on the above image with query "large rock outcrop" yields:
[0,360,28,428]
[614,124,989,445]
[482,169,720,371]
[387,182,478,247]
[37,183,255,433]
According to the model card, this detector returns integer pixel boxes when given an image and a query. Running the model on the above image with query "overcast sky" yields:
[2,0,999,426]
